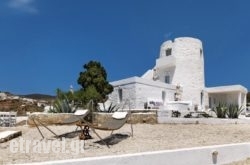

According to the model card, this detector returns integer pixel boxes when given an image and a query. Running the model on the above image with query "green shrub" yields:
[172,110,181,117]
[227,104,244,119]
[97,102,120,113]
[49,95,77,113]
[212,103,227,118]
[184,113,192,118]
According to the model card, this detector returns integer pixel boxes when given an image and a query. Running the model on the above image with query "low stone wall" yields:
[27,111,157,126]
[27,113,78,126]
[92,111,157,124]
[128,112,157,124]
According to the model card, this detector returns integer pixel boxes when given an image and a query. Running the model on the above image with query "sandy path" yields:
[1,123,250,164]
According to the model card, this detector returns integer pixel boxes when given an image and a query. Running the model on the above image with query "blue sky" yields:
[0,0,249,95]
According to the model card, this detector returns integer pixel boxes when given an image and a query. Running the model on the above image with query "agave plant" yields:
[106,103,120,113]
[49,95,77,113]
[98,102,120,113]
[212,103,227,118]
[227,104,244,119]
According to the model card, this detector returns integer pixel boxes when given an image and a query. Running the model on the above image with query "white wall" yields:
[155,37,205,109]
[208,92,245,109]
[172,38,205,107]
[110,37,247,111]
[109,77,177,109]
[30,143,250,165]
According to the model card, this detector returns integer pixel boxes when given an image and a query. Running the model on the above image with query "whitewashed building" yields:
[109,37,248,112]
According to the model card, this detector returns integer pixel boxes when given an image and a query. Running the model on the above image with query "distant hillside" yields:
[19,93,56,101]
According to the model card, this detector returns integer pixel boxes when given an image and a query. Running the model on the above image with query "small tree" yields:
[77,61,113,107]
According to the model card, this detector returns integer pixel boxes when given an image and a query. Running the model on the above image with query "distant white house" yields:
[108,37,248,111]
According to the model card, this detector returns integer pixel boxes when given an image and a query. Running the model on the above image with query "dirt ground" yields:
[1,123,250,164]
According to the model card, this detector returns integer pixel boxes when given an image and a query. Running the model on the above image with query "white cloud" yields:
[8,0,38,14]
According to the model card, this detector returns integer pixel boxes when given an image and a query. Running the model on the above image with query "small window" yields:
[118,88,123,103]
[162,91,166,102]
[200,48,203,56]
[165,48,172,56]
[165,76,170,84]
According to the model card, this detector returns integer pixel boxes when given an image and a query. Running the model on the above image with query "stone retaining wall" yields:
[27,111,157,126]
[92,112,157,124]
[27,113,78,126]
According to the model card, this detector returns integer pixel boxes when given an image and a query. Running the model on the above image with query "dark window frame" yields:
[165,48,172,56]
[165,75,170,84]
[118,88,123,103]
